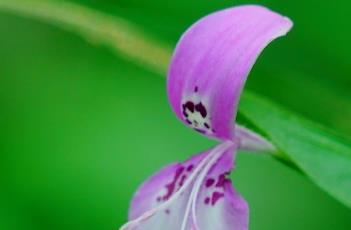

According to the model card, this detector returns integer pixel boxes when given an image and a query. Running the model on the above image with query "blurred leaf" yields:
[240,92,351,208]
[1,0,351,209]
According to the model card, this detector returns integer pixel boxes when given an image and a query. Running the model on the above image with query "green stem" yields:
[0,0,172,75]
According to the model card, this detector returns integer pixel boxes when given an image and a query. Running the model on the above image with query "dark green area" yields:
[1,0,351,230]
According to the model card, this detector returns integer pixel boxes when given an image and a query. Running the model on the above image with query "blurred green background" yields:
[1,0,351,229]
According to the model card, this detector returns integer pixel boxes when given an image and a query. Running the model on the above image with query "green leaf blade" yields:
[240,91,351,208]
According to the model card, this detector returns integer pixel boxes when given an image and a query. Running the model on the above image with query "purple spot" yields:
[183,101,195,113]
[183,110,189,118]
[156,196,161,202]
[211,192,224,205]
[216,173,230,188]
[165,209,170,215]
[186,164,194,172]
[204,197,210,205]
[162,166,184,201]
[194,128,206,134]
[204,122,210,129]
[194,86,198,92]
[205,178,215,187]
[195,102,207,118]
[211,128,216,133]
[179,174,187,187]
[185,119,192,125]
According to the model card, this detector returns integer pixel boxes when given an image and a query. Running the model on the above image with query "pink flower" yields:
[121,5,292,230]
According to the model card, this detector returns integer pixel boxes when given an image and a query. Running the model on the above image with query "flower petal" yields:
[167,5,293,140]
[194,148,248,230]
[121,141,246,230]
[235,124,276,152]
[128,152,208,221]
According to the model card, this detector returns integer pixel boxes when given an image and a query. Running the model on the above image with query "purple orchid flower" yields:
[121,5,292,230]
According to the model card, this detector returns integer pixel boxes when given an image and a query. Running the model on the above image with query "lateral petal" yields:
[121,142,236,230]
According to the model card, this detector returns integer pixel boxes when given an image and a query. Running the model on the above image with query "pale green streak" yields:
[0,0,172,75]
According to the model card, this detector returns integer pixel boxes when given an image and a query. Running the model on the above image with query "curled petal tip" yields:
[167,5,293,141]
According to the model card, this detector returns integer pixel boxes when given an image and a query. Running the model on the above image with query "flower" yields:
[121,5,292,230]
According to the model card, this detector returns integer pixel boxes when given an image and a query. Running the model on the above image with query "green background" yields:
[1,0,351,229]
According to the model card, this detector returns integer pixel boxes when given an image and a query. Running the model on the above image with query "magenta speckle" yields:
[195,102,207,118]
[185,119,192,125]
[205,178,215,187]
[162,166,184,201]
[216,173,230,187]
[165,209,170,215]
[204,197,210,205]
[211,192,225,205]
[194,128,206,134]
[183,110,189,118]
[186,164,194,172]
[183,101,195,113]
[179,174,187,187]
